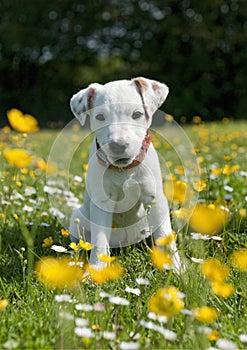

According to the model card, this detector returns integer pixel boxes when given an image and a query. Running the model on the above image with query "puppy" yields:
[69,77,181,271]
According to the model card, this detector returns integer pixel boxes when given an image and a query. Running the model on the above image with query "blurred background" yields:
[0,0,246,127]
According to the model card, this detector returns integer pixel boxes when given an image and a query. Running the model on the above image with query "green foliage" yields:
[0,120,247,348]
[0,0,246,126]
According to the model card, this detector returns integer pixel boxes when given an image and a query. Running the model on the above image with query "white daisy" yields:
[75,318,89,327]
[191,257,204,263]
[239,334,247,343]
[74,327,94,338]
[136,277,149,285]
[49,207,65,219]
[75,304,93,312]
[24,187,36,196]
[216,338,237,350]
[224,185,233,192]
[55,294,73,303]
[140,320,177,341]
[120,341,140,349]
[109,296,130,306]
[51,245,67,253]
[125,286,141,296]
[102,331,115,340]
[23,205,33,212]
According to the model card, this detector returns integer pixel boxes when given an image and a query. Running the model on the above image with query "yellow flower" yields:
[79,239,94,251]
[151,247,173,270]
[29,170,35,178]
[155,232,176,246]
[0,299,8,311]
[193,115,202,124]
[211,168,221,177]
[20,168,29,174]
[0,214,6,220]
[164,180,192,204]
[231,164,240,173]
[105,263,125,280]
[208,330,220,341]
[174,166,185,176]
[87,263,125,284]
[165,114,174,122]
[35,159,58,175]
[42,236,54,248]
[200,258,229,283]
[35,256,86,289]
[13,214,19,220]
[239,208,246,218]
[224,155,233,162]
[97,254,116,263]
[231,249,247,272]
[197,156,205,164]
[35,159,46,171]
[61,228,70,237]
[69,242,79,250]
[87,266,106,284]
[11,135,19,141]
[2,126,11,134]
[7,108,39,133]
[4,148,34,167]
[81,151,89,159]
[173,207,192,220]
[148,286,184,318]
[193,180,207,192]
[92,324,101,331]
[189,203,229,236]
[222,164,231,175]
[193,306,219,323]
[70,240,94,251]
[211,282,235,298]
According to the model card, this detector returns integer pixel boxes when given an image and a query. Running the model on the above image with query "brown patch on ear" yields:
[133,78,150,121]
[87,87,95,110]
[152,82,160,91]
[133,77,148,94]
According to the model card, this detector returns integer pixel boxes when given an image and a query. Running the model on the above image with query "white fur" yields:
[69,77,181,271]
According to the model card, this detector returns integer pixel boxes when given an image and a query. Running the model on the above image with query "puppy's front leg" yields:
[89,201,113,268]
[144,196,182,273]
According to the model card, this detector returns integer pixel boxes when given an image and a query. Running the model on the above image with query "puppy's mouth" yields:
[110,157,132,167]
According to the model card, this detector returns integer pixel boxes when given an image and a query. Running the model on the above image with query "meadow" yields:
[0,111,247,350]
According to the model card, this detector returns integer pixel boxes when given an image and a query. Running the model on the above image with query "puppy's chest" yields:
[103,170,135,199]
[104,167,155,201]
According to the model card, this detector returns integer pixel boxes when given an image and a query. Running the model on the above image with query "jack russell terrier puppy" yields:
[69,77,181,272]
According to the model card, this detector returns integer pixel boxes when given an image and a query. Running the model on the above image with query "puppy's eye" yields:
[95,114,105,121]
[132,111,143,120]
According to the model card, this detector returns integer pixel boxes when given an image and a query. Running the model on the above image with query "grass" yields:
[0,118,247,349]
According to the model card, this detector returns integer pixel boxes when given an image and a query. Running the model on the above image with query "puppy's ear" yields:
[132,77,169,112]
[70,83,102,126]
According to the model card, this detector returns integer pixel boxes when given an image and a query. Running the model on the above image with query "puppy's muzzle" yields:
[109,140,129,155]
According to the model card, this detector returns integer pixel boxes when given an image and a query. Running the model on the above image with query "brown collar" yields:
[96,129,152,170]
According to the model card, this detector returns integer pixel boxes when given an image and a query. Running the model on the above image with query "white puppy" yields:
[69,77,181,271]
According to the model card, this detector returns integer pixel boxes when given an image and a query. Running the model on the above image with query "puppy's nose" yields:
[109,141,128,154]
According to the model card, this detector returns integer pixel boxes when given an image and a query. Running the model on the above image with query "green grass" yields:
[0,119,247,349]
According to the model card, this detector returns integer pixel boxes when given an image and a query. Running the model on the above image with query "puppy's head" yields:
[70,77,169,167]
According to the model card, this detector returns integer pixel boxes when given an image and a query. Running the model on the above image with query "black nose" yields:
[109,141,128,154]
